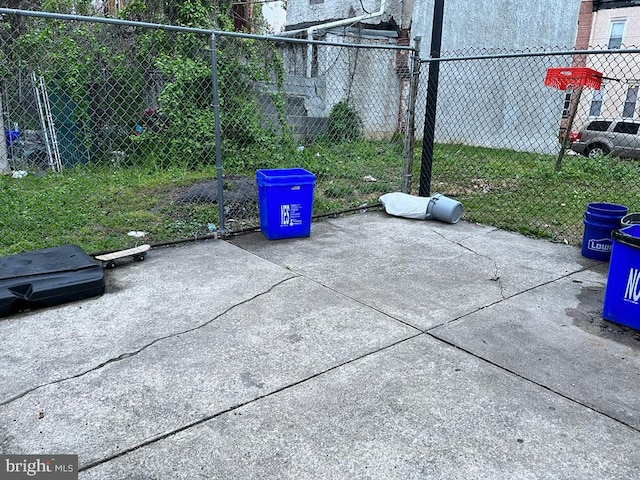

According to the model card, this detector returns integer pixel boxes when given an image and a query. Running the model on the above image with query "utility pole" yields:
[418,0,444,197]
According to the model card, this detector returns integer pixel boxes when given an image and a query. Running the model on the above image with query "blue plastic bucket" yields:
[602,225,640,330]
[256,168,316,240]
[581,202,628,261]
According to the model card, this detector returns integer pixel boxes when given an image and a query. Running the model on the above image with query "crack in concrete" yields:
[79,315,640,473]
[0,275,299,407]
[429,265,600,331]
[302,276,424,334]
[432,230,506,300]
[2,231,618,474]
[426,331,640,435]
[9,252,626,473]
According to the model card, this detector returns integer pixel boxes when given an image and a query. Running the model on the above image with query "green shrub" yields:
[327,100,363,142]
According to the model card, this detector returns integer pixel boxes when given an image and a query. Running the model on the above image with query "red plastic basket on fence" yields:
[544,67,603,90]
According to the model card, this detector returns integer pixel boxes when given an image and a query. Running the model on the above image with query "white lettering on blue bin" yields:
[280,203,303,227]
[280,204,290,226]
[624,267,640,304]
[588,238,612,252]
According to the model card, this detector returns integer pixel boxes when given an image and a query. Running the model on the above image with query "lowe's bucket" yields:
[581,202,628,261]
[426,194,463,224]
[602,225,640,330]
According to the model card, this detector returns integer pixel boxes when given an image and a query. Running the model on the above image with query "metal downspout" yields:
[280,0,388,76]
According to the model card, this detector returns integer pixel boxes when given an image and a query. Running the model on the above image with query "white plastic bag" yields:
[379,192,431,220]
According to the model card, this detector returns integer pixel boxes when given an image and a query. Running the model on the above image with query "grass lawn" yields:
[426,144,640,244]
[1,141,639,256]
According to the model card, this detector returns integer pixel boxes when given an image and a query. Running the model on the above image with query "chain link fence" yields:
[1,9,640,257]
[416,47,640,245]
[0,11,413,255]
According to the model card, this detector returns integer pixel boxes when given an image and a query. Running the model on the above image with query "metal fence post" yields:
[210,32,226,235]
[402,36,421,193]
[0,88,9,173]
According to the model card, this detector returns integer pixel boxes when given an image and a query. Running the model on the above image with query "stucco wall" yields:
[277,36,402,140]
[287,0,582,50]
[286,0,414,28]
[408,0,583,154]
[414,54,576,154]
[322,33,401,139]
[287,0,378,25]
[284,0,584,154]
[286,0,412,29]
[411,0,582,52]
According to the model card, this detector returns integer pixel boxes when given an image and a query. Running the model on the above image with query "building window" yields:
[562,89,573,118]
[589,85,605,117]
[608,20,625,49]
[623,85,638,118]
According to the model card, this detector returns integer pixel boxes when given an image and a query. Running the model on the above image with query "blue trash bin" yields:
[256,168,316,240]
[602,225,640,330]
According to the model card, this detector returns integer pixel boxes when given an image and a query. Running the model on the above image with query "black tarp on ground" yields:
[0,244,105,317]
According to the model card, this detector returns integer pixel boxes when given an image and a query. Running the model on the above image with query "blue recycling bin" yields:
[4,129,20,158]
[256,168,316,240]
[603,224,640,330]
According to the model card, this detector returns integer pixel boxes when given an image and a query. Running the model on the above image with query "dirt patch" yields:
[176,176,257,204]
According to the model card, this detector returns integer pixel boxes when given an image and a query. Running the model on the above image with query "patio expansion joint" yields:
[427,264,598,331]
[300,275,425,334]
[424,330,640,435]
[77,332,424,473]
[418,259,640,433]
[0,275,300,408]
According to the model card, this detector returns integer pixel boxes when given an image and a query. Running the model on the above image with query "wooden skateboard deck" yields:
[95,244,150,268]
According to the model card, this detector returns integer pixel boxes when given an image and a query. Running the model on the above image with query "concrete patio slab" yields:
[1,213,638,479]
[231,213,599,329]
[80,335,640,479]
[430,269,640,430]
[0,275,417,466]
[0,241,296,403]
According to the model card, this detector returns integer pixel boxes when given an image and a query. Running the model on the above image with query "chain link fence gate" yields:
[0,9,416,256]
[214,32,418,234]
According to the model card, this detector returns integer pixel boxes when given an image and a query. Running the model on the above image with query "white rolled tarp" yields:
[379,192,463,224]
